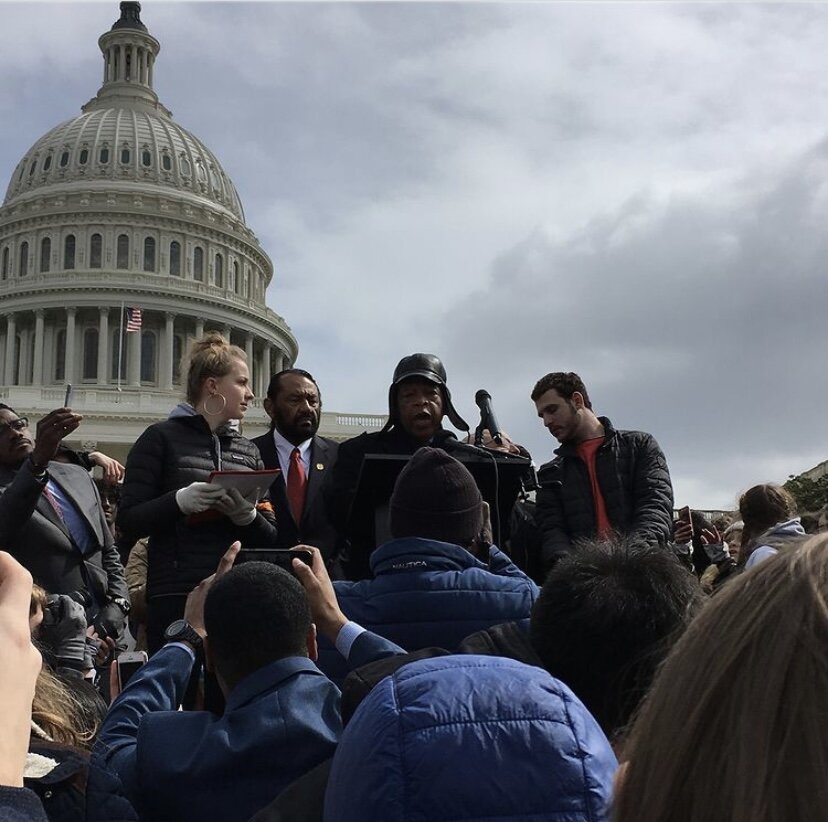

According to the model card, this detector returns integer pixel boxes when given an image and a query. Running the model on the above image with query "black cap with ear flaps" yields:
[382,353,470,433]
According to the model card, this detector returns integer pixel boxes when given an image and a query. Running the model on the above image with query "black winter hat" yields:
[381,353,470,434]
[389,447,483,545]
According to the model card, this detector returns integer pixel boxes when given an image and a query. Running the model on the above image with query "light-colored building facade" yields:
[0,2,384,461]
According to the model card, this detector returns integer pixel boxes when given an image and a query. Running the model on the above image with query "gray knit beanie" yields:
[389,447,483,545]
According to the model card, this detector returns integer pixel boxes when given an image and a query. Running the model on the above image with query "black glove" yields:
[42,594,89,672]
[95,601,126,640]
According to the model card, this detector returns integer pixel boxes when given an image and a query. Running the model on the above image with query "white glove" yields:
[213,487,257,527]
[175,482,228,515]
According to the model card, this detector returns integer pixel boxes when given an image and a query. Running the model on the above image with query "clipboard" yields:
[208,469,281,502]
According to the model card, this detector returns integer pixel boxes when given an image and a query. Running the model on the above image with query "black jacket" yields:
[325,426,459,580]
[535,417,673,571]
[250,431,342,571]
[117,415,277,598]
[0,460,128,606]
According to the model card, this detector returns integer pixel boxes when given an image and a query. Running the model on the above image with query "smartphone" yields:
[677,506,695,537]
[63,384,73,408]
[116,651,148,689]
[236,549,313,571]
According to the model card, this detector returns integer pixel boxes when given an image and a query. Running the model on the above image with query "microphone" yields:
[474,389,503,446]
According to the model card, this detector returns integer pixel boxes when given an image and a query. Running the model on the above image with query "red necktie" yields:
[287,447,307,525]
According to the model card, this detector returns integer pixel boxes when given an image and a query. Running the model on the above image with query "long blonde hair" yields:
[32,667,95,749]
[613,533,828,822]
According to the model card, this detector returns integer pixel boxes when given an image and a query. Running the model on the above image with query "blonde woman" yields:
[118,333,276,653]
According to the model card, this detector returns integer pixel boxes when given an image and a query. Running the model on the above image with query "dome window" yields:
[121,147,131,165]
[214,253,223,288]
[179,155,191,176]
[55,330,66,382]
[142,149,152,167]
[143,237,156,272]
[43,154,52,172]
[90,234,102,269]
[196,160,207,183]
[83,329,99,381]
[1,247,8,279]
[162,153,172,172]
[116,234,129,269]
[64,235,76,270]
[193,247,204,281]
[169,241,181,276]
[17,165,25,183]
[18,242,29,277]
[79,149,89,165]
[141,330,157,384]
[233,260,241,295]
[99,147,110,164]
[59,151,70,168]
[40,238,51,273]
[29,160,37,177]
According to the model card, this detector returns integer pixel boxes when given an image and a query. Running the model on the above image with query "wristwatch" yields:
[110,597,131,615]
[163,619,203,653]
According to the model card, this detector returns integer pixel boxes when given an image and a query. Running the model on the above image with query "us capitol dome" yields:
[0,2,384,458]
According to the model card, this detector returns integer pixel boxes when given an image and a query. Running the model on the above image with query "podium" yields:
[343,447,532,579]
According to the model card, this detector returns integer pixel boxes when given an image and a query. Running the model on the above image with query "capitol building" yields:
[0,2,384,461]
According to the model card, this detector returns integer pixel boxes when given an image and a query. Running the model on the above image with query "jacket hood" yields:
[368,537,484,575]
[324,655,616,822]
[758,518,806,542]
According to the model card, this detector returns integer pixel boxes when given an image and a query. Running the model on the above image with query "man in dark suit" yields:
[251,369,342,573]
[90,543,403,822]
[0,405,129,638]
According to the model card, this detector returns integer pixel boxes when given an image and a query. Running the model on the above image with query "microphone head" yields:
[474,389,491,407]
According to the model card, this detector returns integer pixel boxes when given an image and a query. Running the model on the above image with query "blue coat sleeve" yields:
[91,645,195,803]
[347,630,405,669]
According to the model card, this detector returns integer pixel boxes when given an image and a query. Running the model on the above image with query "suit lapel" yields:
[47,465,104,547]
[303,437,328,525]
[37,488,70,537]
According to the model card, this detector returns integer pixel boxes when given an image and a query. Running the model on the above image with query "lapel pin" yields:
[316,463,324,471]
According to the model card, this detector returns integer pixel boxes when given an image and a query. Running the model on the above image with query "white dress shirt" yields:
[271,428,312,478]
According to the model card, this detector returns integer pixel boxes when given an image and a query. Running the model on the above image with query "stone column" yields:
[222,325,231,341]
[97,308,109,385]
[128,329,141,388]
[18,327,30,386]
[130,45,137,83]
[162,312,175,391]
[64,308,76,384]
[4,314,16,385]
[32,310,45,386]
[148,53,154,87]
[195,318,204,339]
[245,333,254,388]
[262,345,271,396]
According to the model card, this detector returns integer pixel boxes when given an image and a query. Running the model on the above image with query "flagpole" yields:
[117,301,125,392]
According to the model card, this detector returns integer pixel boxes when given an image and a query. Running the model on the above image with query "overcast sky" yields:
[2,1,827,509]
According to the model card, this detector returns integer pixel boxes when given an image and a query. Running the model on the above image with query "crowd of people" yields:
[0,332,826,821]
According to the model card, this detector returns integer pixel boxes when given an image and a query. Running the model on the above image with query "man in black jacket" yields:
[532,372,673,572]
[0,405,129,638]
[251,369,342,574]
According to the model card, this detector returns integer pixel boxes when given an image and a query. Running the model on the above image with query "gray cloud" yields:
[3,2,828,507]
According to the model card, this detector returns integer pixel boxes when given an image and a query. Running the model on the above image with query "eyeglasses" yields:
[0,418,28,438]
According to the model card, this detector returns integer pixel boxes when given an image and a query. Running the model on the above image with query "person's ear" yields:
[571,391,585,410]
[203,376,219,396]
[479,501,493,547]
[262,397,275,421]
[306,623,318,662]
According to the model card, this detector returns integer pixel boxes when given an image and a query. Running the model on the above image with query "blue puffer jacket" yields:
[324,655,617,822]
[317,538,539,683]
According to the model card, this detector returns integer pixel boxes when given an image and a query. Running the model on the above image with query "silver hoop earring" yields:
[203,393,227,416]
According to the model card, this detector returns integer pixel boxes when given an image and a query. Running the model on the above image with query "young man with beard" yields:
[252,370,342,574]
[532,372,674,573]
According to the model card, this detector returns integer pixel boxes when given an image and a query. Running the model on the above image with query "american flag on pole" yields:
[125,307,142,332]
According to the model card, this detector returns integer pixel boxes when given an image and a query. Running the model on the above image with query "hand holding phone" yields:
[115,651,148,691]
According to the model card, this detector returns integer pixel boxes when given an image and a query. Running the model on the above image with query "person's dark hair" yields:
[0,403,18,415]
[265,368,321,402]
[530,372,592,409]
[204,562,312,685]
[529,536,703,740]
[739,484,797,565]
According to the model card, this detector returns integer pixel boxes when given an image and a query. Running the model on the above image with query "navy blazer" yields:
[251,431,342,566]
[0,458,127,604]
[90,631,402,822]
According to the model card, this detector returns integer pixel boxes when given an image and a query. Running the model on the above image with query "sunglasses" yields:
[0,418,28,438]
